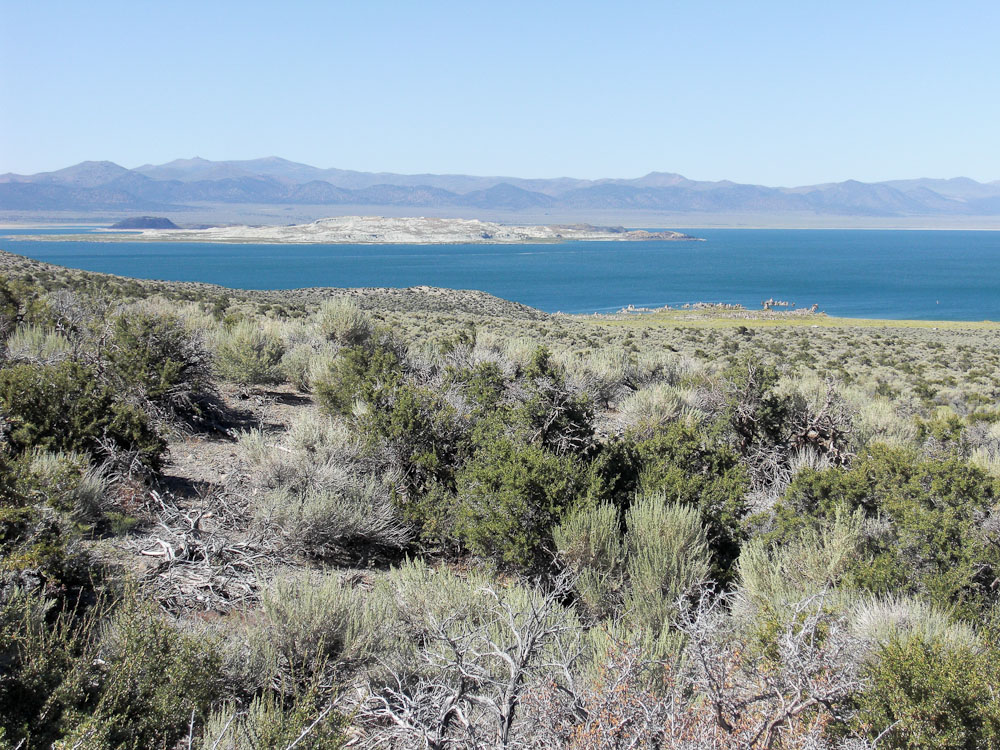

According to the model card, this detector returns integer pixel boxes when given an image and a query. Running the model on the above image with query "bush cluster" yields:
[4,262,1000,748]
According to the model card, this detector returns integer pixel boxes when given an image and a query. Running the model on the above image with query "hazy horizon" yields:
[2,1,999,185]
[4,155,999,190]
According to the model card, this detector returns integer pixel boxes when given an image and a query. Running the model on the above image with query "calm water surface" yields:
[3,228,999,320]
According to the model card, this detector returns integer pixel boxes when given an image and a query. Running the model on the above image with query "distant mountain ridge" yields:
[2,157,1000,216]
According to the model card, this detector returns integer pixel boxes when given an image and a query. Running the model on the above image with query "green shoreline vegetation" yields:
[1,248,999,749]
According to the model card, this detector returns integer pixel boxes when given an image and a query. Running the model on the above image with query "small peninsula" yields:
[100,216,702,244]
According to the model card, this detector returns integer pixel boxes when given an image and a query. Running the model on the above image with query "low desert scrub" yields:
[238,418,365,489]
[4,324,72,364]
[554,501,623,619]
[303,347,342,393]
[365,559,510,660]
[526,587,872,750]
[260,571,385,680]
[639,350,706,384]
[235,427,275,472]
[851,595,978,649]
[314,296,374,346]
[212,319,286,387]
[623,494,711,632]
[736,510,865,616]
[356,560,585,706]
[6,257,1000,748]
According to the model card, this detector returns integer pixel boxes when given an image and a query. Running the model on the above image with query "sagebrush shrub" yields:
[261,571,379,680]
[201,691,346,750]
[280,341,319,391]
[258,470,410,560]
[553,500,623,618]
[315,297,373,347]
[213,320,286,387]
[4,324,72,364]
[623,495,711,631]
[636,421,749,582]
[16,449,107,521]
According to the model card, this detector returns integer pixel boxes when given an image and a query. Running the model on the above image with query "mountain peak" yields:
[30,160,131,187]
[3,157,1000,217]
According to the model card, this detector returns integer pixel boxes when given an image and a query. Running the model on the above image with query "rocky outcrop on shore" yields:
[119,216,701,244]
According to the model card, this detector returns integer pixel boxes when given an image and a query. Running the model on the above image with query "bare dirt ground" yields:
[160,383,313,497]
[86,384,318,611]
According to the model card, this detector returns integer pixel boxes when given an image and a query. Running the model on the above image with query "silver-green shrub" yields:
[314,297,373,347]
[260,571,383,678]
[736,509,865,617]
[213,320,285,387]
[553,500,623,619]
[4,324,72,364]
[259,470,409,559]
[624,494,711,632]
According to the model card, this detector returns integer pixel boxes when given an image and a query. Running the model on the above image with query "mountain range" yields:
[2,157,1000,217]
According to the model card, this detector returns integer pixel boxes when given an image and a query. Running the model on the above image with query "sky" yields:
[1,1,998,185]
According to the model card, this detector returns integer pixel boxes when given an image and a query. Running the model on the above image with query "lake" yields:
[2,228,1000,320]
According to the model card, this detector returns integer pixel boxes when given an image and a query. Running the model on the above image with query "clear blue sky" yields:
[2,0,998,185]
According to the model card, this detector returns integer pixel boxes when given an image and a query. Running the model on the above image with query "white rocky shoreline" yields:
[18,216,702,244]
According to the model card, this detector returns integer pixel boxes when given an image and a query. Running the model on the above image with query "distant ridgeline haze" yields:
[2,157,1000,216]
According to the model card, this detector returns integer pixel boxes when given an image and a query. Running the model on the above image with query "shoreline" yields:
[10,214,998,238]
[1,234,698,245]
[9,216,703,245]
[0,248,995,327]
[7,222,1000,233]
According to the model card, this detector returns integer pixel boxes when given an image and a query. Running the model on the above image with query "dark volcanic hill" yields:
[109,216,179,229]
[2,158,1000,217]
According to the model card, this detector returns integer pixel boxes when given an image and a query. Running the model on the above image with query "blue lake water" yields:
[2,228,1000,320]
